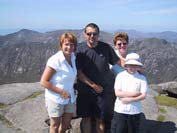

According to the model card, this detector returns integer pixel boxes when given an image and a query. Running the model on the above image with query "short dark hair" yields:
[84,23,100,33]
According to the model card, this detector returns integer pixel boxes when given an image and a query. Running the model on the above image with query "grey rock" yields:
[139,84,177,133]
[0,82,81,133]
[5,94,48,133]
[0,121,21,133]
[0,82,44,105]
[142,94,158,120]
[149,84,165,94]
[0,82,177,133]
[158,81,177,95]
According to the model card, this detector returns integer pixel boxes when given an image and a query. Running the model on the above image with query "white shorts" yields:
[45,99,76,118]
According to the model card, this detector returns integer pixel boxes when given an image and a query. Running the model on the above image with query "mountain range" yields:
[0,29,177,85]
[115,29,177,43]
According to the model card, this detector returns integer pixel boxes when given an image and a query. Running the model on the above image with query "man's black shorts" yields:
[76,93,104,119]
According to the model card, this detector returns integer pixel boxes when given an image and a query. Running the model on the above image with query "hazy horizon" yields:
[1,27,177,36]
[1,0,177,35]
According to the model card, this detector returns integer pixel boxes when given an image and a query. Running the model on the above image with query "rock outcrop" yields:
[0,82,177,133]
[158,81,177,96]
[149,81,177,98]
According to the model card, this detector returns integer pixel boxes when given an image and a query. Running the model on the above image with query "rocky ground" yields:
[0,82,176,133]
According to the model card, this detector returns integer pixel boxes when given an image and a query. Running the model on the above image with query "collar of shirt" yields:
[58,51,75,63]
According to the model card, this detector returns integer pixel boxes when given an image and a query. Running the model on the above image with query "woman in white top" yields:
[111,32,143,75]
[40,32,77,133]
[113,32,128,66]
[111,32,129,75]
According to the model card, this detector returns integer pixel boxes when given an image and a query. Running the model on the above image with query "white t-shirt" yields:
[45,51,77,104]
[114,71,148,114]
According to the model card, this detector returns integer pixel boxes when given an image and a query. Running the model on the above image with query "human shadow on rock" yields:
[140,113,177,133]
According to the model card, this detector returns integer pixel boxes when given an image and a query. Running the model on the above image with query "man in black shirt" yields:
[76,23,119,133]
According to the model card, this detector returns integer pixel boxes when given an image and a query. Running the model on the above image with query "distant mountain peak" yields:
[17,29,39,34]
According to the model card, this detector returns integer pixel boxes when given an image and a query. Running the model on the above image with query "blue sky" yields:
[0,0,177,35]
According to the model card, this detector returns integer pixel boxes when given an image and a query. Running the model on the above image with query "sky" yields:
[0,0,177,35]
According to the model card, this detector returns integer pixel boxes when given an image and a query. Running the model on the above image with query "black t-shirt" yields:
[76,41,119,95]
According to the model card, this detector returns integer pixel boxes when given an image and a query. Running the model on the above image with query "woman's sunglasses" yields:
[117,42,127,46]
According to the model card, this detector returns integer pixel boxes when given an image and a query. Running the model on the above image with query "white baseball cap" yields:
[125,52,143,66]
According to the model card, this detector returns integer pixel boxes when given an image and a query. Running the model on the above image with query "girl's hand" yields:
[61,90,70,99]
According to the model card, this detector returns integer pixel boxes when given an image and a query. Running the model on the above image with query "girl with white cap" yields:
[111,52,148,133]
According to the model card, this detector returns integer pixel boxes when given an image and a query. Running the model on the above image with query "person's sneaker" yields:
[67,124,72,129]
[45,119,50,126]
